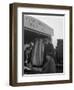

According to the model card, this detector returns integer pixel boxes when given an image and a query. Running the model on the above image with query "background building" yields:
[55,39,63,73]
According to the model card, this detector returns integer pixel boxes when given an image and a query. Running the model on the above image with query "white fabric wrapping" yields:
[31,39,44,66]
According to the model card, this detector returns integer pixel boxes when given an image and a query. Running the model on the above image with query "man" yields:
[42,38,56,73]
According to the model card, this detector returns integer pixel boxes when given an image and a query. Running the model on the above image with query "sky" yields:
[24,15,64,48]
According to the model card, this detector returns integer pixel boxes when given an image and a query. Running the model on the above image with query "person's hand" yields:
[46,55,51,60]
[24,44,30,50]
